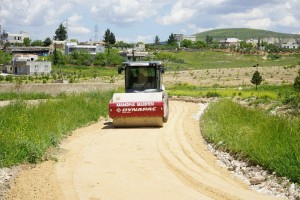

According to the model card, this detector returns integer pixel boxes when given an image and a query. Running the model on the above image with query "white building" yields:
[174,34,196,42]
[281,43,299,49]
[65,42,105,55]
[6,31,29,44]
[13,54,38,62]
[246,39,259,46]
[183,35,196,42]
[219,38,241,48]
[11,54,51,75]
[14,61,51,75]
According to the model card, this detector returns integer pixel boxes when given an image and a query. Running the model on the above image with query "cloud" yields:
[67,13,92,35]
[158,6,197,25]
[69,26,91,35]
[1,0,300,43]
[90,0,167,25]
[277,15,298,27]
[136,35,153,43]
[45,2,74,25]
[1,0,73,26]
[186,24,212,34]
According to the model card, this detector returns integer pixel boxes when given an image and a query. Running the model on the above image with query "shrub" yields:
[5,75,13,82]
[206,91,219,97]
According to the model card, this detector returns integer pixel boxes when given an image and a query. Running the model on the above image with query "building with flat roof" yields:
[65,42,105,55]
[6,31,29,44]
[13,61,51,75]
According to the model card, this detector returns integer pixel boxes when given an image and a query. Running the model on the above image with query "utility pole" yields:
[65,19,69,41]
[95,25,98,42]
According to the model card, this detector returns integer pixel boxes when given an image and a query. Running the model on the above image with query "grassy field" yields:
[0,91,113,167]
[164,51,300,70]
[200,99,300,183]
[0,92,52,101]
[52,65,118,77]
[167,83,295,101]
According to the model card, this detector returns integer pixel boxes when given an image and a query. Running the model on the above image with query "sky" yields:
[0,0,300,43]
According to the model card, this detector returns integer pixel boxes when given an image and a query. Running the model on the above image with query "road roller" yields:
[109,61,169,127]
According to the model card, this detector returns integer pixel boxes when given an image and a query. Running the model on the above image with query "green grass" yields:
[167,82,294,100]
[164,51,300,70]
[200,99,300,183]
[0,91,113,167]
[52,65,118,77]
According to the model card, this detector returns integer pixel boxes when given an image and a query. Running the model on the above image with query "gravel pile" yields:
[207,143,300,200]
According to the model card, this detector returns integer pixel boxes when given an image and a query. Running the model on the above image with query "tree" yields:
[114,41,131,49]
[294,69,300,93]
[109,32,116,45]
[23,37,31,46]
[180,39,192,48]
[192,41,207,49]
[43,37,52,46]
[31,40,43,46]
[52,44,65,65]
[53,23,67,41]
[103,28,116,45]
[0,51,12,64]
[251,70,263,90]
[167,33,177,45]
[154,35,160,45]
[205,35,213,44]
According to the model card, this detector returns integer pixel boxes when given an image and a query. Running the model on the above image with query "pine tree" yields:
[167,33,176,45]
[205,35,213,44]
[53,23,67,41]
[43,37,52,46]
[103,29,116,45]
[251,70,263,90]
[154,35,160,45]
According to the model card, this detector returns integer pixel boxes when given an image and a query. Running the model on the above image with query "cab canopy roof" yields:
[122,61,162,67]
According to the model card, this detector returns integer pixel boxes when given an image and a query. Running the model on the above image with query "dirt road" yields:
[7,101,278,200]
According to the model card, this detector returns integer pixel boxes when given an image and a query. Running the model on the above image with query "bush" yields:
[267,54,281,60]
[5,75,13,82]
[206,91,219,97]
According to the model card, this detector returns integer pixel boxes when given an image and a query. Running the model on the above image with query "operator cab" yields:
[118,61,165,93]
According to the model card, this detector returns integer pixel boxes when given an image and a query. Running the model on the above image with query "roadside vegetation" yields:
[167,83,295,101]
[0,91,113,167]
[200,99,300,183]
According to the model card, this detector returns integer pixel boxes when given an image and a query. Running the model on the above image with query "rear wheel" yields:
[163,116,168,123]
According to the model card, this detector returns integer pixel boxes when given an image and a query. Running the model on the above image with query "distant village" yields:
[0,27,299,76]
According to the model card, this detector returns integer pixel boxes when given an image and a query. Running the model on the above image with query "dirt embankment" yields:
[6,101,278,200]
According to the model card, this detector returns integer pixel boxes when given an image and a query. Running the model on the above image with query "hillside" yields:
[194,28,300,41]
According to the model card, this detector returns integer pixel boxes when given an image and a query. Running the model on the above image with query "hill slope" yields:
[194,28,300,41]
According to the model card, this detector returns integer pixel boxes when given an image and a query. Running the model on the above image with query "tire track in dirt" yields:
[6,101,281,200]
[156,101,279,200]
